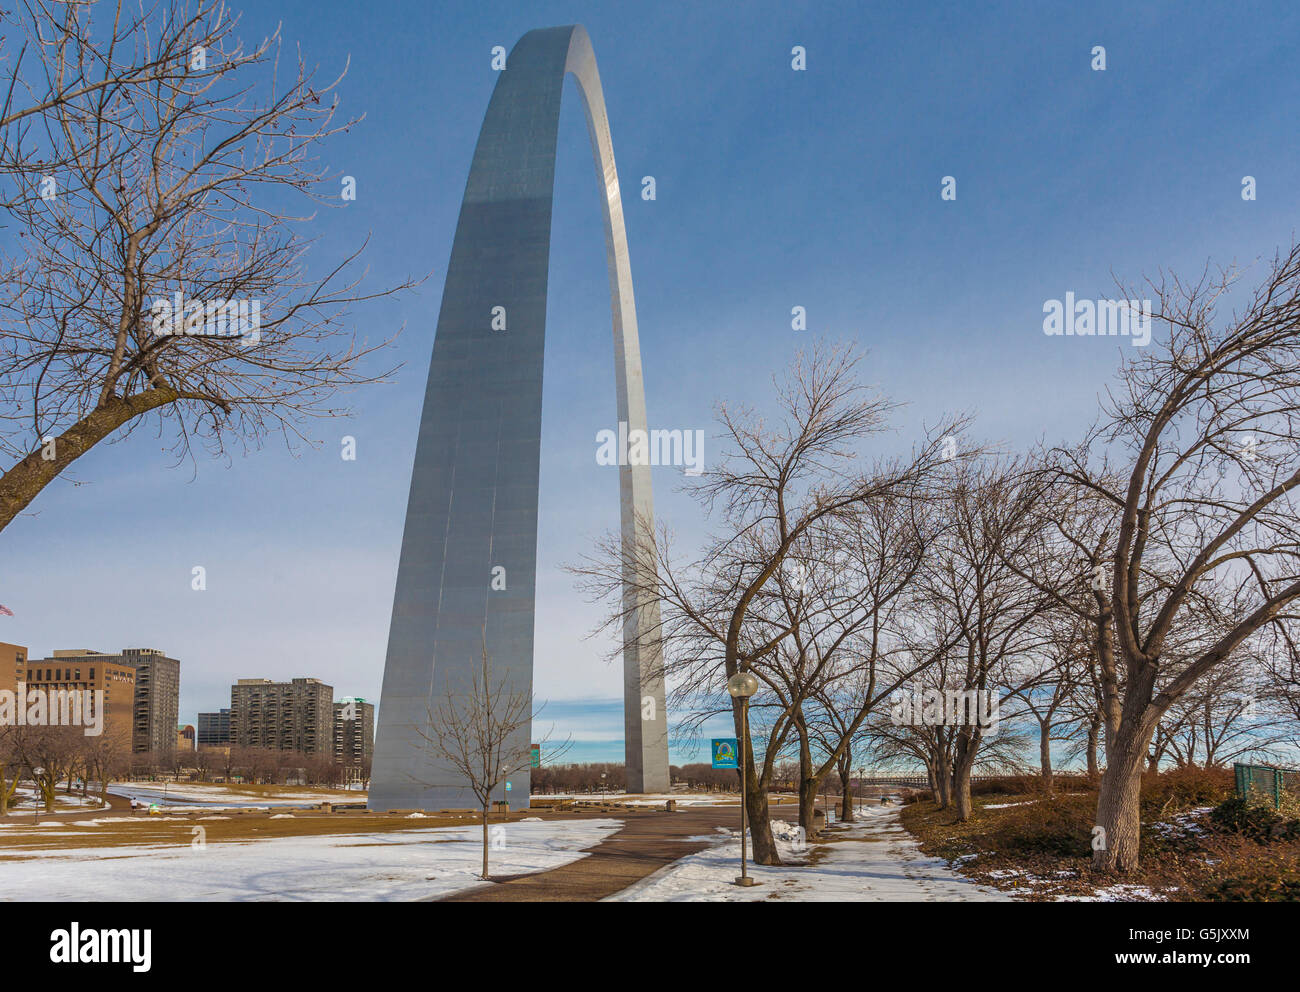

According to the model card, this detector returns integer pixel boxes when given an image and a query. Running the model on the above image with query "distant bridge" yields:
[853,775,931,789]
[851,772,1089,790]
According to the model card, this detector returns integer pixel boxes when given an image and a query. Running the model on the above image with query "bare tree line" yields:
[575,244,1300,874]
[0,722,369,814]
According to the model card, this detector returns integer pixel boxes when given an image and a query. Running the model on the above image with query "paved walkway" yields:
[438,803,801,902]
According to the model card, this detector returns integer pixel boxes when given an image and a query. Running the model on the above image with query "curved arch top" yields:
[370,26,668,810]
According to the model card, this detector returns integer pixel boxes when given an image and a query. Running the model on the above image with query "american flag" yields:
[0,604,13,617]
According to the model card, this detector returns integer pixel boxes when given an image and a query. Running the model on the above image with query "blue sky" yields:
[3,0,1299,764]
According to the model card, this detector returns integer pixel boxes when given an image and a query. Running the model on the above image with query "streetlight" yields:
[600,771,607,800]
[727,670,759,888]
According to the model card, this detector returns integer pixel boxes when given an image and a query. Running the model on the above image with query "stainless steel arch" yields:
[369,25,669,811]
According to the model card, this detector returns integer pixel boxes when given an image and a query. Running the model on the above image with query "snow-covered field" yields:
[536,792,741,807]
[607,804,1010,902]
[5,787,108,815]
[109,783,354,806]
[0,818,621,901]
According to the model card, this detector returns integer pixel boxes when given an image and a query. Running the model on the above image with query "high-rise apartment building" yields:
[333,698,375,767]
[230,677,333,755]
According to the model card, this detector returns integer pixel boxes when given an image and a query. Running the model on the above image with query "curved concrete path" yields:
[438,804,799,902]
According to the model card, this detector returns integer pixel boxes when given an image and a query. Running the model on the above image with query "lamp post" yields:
[727,670,759,887]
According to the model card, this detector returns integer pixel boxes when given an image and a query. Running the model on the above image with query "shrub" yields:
[1202,847,1300,901]
[1141,765,1235,816]
[971,775,1041,796]
[1209,796,1300,843]
[986,793,1096,857]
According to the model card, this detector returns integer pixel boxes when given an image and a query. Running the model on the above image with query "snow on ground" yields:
[536,792,737,807]
[0,819,622,901]
[1150,807,1213,839]
[110,783,352,806]
[607,804,1010,902]
[5,787,108,815]
[1059,884,1163,902]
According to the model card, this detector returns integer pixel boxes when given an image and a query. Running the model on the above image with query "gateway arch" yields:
[369,25,670,810]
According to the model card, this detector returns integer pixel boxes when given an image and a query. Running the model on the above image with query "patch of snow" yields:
[0,819,624,901]
[1060,884,1163,903]
[607,806,1009,903]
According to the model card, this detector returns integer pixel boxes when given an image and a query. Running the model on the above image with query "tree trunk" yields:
[733,695,779,866]
[933,759,951,809]
[745,770,779,865]
[1092,724,1150,873]
[798,776,820,835]
[1095,606,1120,755]
[481,803,490,880]
[952,733,979,821]
[839,767,854,822]
[40,777,56,812]
[1085,715,1101,780]
[1039,726,1054,793]
[952,761,973,821]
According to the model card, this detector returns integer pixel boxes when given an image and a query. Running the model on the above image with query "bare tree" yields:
[190,746,215,782]
[413,637,568,881]
[1056,244,1300,872]
[764,494,943,834]
[1259,620,1300,751]
[1010,613,1095,792]
[80,724,132,804]
[8,724,82,810]
[574,342,964,864]
[1153,651,1287,768]
[914,457,1056,820]
[0,0,416,532]
[1,1,197,178]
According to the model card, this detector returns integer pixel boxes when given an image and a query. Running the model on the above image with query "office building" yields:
[197,708,232,749]
[38,648,180,754]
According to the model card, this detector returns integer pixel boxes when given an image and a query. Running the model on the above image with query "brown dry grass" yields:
[899,768,1300,901]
